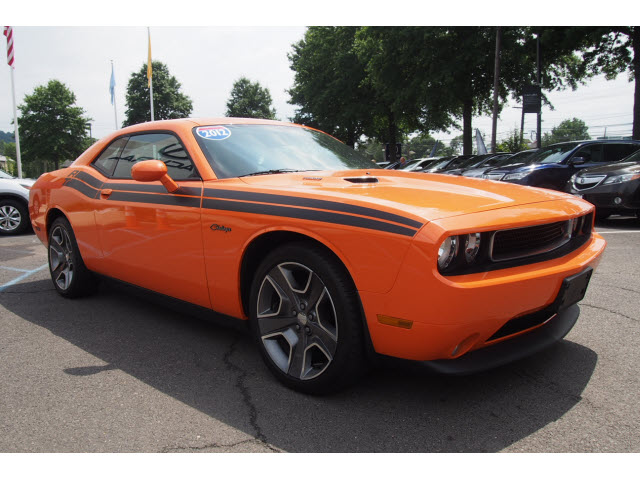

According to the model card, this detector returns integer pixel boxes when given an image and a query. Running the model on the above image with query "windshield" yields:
[400,160,421,170]
[0,170,14,179]
[427,158,453,171]
[530,143,579,165]
[193,124,378,179]
[477,154,507,167]
[620,149,640,164]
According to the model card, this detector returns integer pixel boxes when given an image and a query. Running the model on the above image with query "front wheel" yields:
[48,217,98,298]
[249,243,366,394]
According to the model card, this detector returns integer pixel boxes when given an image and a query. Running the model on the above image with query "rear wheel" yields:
[0,199,29,235]
[249,243,366,394]
[48,217,98,298]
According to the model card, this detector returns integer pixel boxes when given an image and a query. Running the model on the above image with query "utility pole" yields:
[491,27,502,153]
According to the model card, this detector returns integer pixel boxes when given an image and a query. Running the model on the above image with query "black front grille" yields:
[492,221,568,261]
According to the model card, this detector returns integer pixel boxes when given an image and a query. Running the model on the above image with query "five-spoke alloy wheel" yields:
[250,243,365,394]
[48,217,97,297]
[0,199,29,235]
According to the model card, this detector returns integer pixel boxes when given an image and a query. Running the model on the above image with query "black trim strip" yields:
[203,188,424,229]
[109,191,202,208]
[202,198,416,237]
[104,182,202,196]
[63,177,101,199]
[74,170,104,189]
[63,174,418,237]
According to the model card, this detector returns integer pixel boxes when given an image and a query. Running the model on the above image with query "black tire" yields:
[0,198,29,235]
[249,242,366,394]
[48,216,98,298]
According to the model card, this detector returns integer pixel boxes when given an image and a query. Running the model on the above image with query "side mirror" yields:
[131,160,179,193]
[569,156,587,166]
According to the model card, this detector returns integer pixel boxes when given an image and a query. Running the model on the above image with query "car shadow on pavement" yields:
[595,215,640,229]
[0,278,598,453]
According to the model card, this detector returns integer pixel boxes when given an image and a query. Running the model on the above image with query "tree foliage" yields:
[18,79,91,175]
[578,27,639,139]
[288,27,633,153]
[403,133,438,159]
[497,129,526,152]
[225,77,277,120]
[124,61,193,127]
[542,118,590,146]
[288,27,374,146]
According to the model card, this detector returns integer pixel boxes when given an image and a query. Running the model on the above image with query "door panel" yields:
[90,131,210,308]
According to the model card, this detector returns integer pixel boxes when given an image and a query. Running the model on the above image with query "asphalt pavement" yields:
[0,217,639,453]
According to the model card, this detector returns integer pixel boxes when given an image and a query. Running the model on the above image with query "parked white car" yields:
[0,170,35,235]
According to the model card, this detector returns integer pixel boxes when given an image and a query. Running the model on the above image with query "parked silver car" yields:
[0,170,35,235]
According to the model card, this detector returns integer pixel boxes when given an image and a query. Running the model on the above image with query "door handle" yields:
[100,188,113,198]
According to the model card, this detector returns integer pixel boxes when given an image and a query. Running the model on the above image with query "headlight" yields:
[570,174,578,184]
[438,233,483,271]
[603,173,640,185]
[437,236,459,270]
[503,171,530,181]
[464,233,481,263]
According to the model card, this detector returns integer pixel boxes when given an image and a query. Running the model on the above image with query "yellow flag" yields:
[147,28,152,87]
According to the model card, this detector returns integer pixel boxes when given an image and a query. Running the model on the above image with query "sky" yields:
[1,2,637,150]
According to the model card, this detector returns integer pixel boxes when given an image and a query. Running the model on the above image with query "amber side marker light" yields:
[377,315,414,329]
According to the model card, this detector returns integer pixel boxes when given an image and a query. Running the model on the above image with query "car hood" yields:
[236,169,572,223]
[577,160,640,175]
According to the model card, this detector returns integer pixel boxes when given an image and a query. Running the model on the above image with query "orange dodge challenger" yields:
[29,118,605,394]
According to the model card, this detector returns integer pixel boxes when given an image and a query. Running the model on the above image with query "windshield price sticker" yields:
[196,126,232,141]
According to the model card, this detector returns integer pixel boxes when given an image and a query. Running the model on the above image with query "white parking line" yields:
[597,230,640,234]
[0,264,48,292]
[0,266,32,273]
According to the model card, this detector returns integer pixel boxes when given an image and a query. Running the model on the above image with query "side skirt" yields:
[94,274,249,334]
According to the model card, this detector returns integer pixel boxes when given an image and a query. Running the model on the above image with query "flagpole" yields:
[148,27,154,122]
[9,58,22,178]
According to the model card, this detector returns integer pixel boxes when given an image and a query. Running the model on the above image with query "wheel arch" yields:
[0,193,28,209]
[239,230,357,319]
[45,207,68,242]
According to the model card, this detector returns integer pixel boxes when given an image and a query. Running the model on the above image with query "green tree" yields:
[497,129,526,152]
[124,61,193,126]
[355,27,458,152]
[226,77,277,120]
[355,139,385,163]
[577,27,640,139]
[18,79,92,175]
[404,133,438,159]
[542,118,590,146]
[288,27,375,146]
[1,142,17,175]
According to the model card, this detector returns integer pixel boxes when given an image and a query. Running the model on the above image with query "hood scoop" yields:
[343,176,379,184]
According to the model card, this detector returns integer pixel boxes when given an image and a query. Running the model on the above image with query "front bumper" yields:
[571,179,640,212]
[359,200,605,363]
[424,304,580,374]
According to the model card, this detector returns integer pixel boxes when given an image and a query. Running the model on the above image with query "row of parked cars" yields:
[388,139,640,221]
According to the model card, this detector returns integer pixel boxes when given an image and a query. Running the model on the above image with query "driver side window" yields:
[112,133,199,180]
[573,145,602,163]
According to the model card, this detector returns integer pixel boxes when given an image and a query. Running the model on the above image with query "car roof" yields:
[547,139,640,148]
[114,117,301,136]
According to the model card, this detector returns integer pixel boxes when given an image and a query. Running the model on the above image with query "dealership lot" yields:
[1,218,639,453]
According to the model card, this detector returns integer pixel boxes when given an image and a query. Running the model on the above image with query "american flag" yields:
[3,26,14,67]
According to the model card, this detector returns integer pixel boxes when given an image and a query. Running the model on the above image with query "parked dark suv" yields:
[485,140,640,191]
[567,148,640,220]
